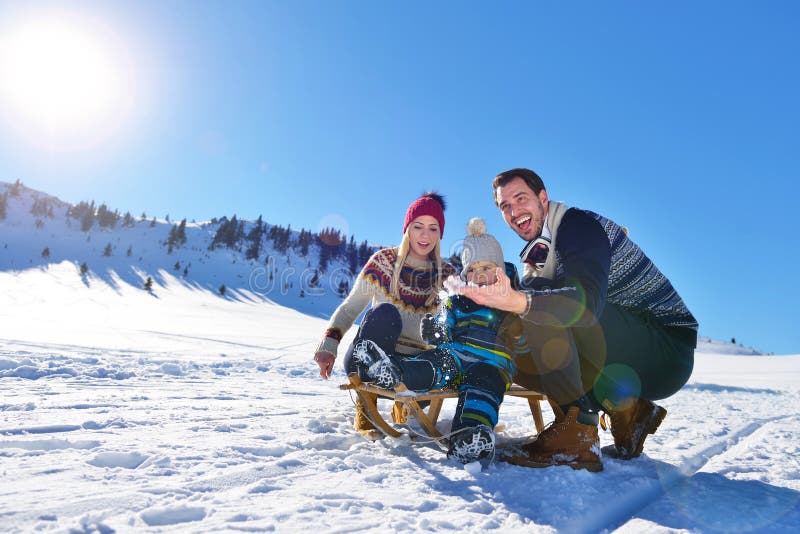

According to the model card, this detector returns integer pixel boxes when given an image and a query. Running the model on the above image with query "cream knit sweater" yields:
[315,247,456,358]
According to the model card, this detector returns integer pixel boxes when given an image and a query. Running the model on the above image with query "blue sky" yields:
[1,1,798,354]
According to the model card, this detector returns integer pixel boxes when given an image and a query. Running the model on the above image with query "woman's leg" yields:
[342,302,403,375]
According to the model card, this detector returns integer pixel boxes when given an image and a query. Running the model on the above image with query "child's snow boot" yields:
[601,398,667,459]
[351,339,401,389]
[447,424,495,464]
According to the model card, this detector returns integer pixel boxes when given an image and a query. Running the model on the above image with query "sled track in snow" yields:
[565,414,794,533]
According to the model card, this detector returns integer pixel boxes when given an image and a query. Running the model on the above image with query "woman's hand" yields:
[456,267,528,314]
[314,351,336,379]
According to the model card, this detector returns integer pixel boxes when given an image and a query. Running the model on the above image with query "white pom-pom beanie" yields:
[461,218,505,276]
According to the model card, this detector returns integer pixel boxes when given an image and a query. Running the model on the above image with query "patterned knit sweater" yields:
[316,248,458,358]
[522,202,698,336]
[587,210,698,330]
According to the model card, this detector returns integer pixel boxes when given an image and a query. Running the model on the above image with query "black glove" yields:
[420,313,448,346]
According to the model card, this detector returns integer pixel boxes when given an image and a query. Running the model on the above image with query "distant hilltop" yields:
[696,336,768,356]
[0,179,385,319]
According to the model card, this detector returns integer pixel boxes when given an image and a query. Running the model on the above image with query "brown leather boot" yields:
[602,398,667,459]
[354,393,377,432]
[509,406,603,472]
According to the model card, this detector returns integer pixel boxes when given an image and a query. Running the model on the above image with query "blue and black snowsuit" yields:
[396,292,530,433]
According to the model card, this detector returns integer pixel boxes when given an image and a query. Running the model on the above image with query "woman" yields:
[313,192,457,433]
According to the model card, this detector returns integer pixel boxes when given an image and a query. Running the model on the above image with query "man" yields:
[457,168,697,471]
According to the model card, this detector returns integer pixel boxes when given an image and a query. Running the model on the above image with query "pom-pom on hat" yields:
[461,217,505,276]
[403,192,446,237]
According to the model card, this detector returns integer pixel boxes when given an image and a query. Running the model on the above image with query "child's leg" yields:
[396,347,461,392]
[447,364,509,463]
[452,363,509,433]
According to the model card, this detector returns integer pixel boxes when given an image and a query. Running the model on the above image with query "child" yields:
[352,218,529,464]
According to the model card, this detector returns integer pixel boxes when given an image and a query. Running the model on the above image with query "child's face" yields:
[465,261,499,286]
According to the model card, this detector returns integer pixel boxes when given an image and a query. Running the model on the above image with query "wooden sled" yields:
[341,375,547,443]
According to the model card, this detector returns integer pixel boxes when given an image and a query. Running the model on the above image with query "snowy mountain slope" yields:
[1,262,799,533]
[696,336,767,356]
[0,180,371,320]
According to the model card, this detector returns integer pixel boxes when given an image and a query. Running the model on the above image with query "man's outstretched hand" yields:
[455,267,528,315]
[314,351,335,379]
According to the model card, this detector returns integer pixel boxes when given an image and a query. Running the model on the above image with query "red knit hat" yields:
[403,192,446,237]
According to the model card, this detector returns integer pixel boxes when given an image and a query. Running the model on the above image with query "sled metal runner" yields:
[342,376,547,441]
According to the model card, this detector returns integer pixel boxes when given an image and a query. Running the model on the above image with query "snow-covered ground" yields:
[1,265,799,533]
[2,181,799,532]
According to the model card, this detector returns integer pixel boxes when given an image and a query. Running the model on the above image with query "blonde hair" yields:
[390,230,444,307]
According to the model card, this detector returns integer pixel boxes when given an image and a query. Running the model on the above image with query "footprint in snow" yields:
[140,505,206,526]
[88,451,149,469]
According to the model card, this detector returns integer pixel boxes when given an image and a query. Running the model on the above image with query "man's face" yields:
[495,176,549,241]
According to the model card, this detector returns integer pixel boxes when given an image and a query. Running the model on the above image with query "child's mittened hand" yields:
[420,314,443,345]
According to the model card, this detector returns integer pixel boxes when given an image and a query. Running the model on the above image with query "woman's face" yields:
[407,215,441,260]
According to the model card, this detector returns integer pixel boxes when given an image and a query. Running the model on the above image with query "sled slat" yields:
[343,378,548,439]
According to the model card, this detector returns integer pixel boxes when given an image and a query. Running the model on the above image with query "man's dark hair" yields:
[492,168,546,204]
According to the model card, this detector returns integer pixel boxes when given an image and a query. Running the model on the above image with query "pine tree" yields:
[96,204,119,228]
[80,262,89,276]
[347,235,358,275]
[9,179,22,197]
[80,206,95,232]
[245,215,264,260]
[41,247,50,258]
[103,243,113,257]
[174,261,181,271]
[358,240,371,267]
[219,284,226,296]
[297,228,313,256]
[176,219,187,245]
[143,276,153,291]
[183,267,189,277]
[31,198,54,218]
[210,215,241,250]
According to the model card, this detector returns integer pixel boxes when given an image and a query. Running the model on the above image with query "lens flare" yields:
[592,363,642,410]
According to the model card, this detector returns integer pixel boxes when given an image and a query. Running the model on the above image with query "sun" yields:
[0,13,133,151]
